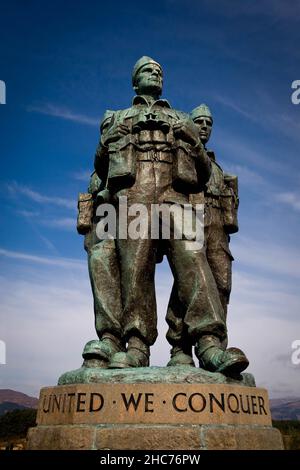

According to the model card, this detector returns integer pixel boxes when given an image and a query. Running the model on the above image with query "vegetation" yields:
[273,420,300,450]
[0,408,37,439]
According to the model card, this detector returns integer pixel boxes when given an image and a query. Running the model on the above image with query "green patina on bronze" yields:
[75,56,249,378]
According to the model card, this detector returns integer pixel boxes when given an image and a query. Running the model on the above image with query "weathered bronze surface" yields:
[78,56,249,376]
[27,57,285,452]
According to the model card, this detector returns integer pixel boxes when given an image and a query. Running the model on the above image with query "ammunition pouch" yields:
[107,134,137,191]
[96,188,111,205]
[222,174,239,234]
[77,193,94,235]
[172,140,199,193]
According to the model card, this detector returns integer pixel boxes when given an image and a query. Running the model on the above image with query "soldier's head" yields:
[190,104,213,145]
[132,56,163,98]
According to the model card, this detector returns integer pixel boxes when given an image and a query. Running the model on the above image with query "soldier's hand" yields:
[173,122,198,146]
[115,123,130,135]
[103,123,130,145]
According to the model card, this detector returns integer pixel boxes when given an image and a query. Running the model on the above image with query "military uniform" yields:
[204,151,237,317]
[94,95,227,349]
[77,112,125,366]
[83,172,123,341]
[166,151,238,348]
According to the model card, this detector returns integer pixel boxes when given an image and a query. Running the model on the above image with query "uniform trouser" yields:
[205,206,233,318]
[85,226,123,340]
[116,221,227,347]
[166,205,232,347]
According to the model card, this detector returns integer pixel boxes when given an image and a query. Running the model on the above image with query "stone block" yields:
[202,425,284,450]
[96,425,201,450]
[27,425,95,450]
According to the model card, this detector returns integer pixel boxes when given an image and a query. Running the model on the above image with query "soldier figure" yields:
[192,104,238,318]
[93,56,236,370]
[166,104,247,373]
[78,57,249,376]
[77,111,125,368]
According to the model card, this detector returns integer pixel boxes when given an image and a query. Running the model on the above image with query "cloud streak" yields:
[72,169,91,182]
[40,217,76,230]
[214,95,259,123]
[234,237,300,279]
[17,208,76,231]
[276,192,300,212]
[7,182,76,210]
[214,92,300,146]
[27,103,99,127]
[0,248,85,270]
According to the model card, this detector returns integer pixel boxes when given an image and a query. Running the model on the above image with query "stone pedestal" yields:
[27,367,283,450]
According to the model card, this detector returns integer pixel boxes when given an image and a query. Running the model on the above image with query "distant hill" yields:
[0,402,27,416]
[0,389,38,416]
[270,398,300,421]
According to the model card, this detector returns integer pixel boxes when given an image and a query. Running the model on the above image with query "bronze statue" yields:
[166,104,244,371]
[78,56,249,376]
[78,112,125,367]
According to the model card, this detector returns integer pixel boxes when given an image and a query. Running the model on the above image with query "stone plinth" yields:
[27,367,283,450]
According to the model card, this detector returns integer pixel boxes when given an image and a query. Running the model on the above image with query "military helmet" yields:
[190,104,213,123]
[132,56,162,86]
[100,109,114,132]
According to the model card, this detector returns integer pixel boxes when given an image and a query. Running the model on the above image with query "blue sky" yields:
[0,0,300,398]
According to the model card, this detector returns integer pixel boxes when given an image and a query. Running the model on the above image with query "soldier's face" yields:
[194,117,213,144]
[135,64,163,96]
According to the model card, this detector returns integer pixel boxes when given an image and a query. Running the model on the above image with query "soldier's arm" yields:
[94,137,109,181]
[101,112,130,146]
[194,141,212,186]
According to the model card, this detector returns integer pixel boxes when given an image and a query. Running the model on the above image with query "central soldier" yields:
[94,56,248,373]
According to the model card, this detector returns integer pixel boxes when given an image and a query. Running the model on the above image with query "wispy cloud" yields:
[40,217,76,230]
[0,248,85,269]
[214,93,300,145]
[72,169,91,182]
[233,236,300,279]
[223,164,266,187]
[214,130,288,177]
[17,207,76,231]
[0,271,93,396]
[276,192,300,212]
[17,209,40,218]
[214,95,258,123]
[7,182,76,210]
[27,103,99,127]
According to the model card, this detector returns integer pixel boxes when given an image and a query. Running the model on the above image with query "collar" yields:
[206,149,216,161]
[132,95,172,108]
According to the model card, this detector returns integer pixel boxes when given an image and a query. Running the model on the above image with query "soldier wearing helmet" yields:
[77,110,126,368]
[166,104,245,373]
[93,57,235,371]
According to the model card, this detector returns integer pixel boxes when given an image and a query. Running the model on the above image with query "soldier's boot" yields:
[109,336,150,368]
[167,345,195,367]
[195,335,249,376]
[82,334,124,369]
